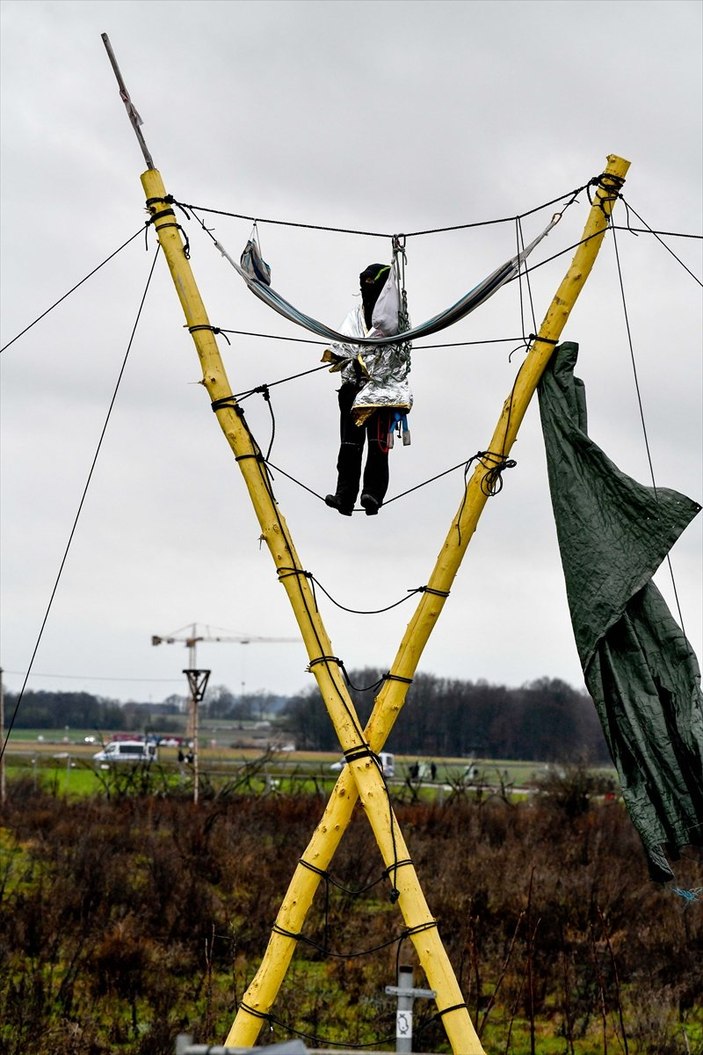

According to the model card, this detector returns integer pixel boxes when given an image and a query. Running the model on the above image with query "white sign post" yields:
[386,965,436,1053]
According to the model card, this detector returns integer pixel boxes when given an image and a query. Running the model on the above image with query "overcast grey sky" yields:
[1,0,701,710]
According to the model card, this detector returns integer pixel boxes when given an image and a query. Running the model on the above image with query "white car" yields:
[93,740,158,764]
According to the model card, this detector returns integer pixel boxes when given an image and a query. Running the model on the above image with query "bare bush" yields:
[0,785,700,1054]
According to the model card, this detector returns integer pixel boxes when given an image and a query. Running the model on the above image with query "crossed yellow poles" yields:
[141,154,629,1053]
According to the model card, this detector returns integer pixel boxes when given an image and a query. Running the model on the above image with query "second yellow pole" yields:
[227,154,630,1048]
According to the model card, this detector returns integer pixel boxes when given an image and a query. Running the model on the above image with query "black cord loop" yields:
[403,920,439,939]
[145,194,192,222]
[188,323,232,345]
[210,395,241,413]
[528,333,558,345]
[234,452,264,464]
[278,566,313,583]
[238,1001,272,1022]
[343,745,379,766]
[587,171,626,216]
[145,206,191,258]
[147,206,176,223]
[307,655,343,670]
[384,858,414,879]
[478,449,517,496]
[272,923,303,941]
[152,222,190,258]
[434,1002,470,1019]
[298,858,328,880]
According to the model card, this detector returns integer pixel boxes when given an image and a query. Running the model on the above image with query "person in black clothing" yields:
[323,263,411,516]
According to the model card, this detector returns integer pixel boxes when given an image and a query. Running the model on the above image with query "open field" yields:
[2,735,614,794]
[1,764,701,1055]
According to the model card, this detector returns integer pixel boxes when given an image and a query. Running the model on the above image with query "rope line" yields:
[0,246,162,759]
[297,858,380,896]
[172,183,587,240]
[618,197,703,286]
[610,226,703,241]
[0,227,145,354]
[610,224,689,633]
[218,328,530,350]
[269,918,437,960]
[264,445,519,512]
[268,922,394,958]
[238,1001,399,1051]
[291,570,439,616]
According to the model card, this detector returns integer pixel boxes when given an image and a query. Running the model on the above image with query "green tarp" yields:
[538,343,703,881]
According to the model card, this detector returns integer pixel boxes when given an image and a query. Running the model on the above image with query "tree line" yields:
[280,671,611,763]
[4,674,611,763]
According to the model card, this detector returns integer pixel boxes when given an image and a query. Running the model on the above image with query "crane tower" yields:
[151,623,298,737]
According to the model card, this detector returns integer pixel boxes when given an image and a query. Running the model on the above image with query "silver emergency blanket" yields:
[321,262,412,424]
[218,213,559,347]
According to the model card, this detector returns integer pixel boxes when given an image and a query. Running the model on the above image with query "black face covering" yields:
[360,263,390,328]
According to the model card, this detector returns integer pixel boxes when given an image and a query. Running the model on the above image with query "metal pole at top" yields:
[101,33,155,169]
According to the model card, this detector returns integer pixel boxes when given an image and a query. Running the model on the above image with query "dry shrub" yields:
[0,784,701,1054]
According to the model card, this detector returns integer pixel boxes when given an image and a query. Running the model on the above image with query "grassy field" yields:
[3,732,614,793]
[0,775,700,1055]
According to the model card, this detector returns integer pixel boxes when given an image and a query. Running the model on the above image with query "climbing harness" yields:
[387,410,411,449]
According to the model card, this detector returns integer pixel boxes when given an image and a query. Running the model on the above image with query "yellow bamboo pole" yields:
[141,168,485,1053]
[227,154,630,1047]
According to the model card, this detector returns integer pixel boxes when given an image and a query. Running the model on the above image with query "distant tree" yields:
[5,690,126,730]
[162,693,187,712]
[205,685,237,720]
[279,671,610,762]
[231,692,283,722]
[513,678,610,763]
[279,688,338,751]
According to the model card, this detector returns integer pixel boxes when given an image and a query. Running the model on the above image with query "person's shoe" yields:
[360,493,381,516]
[325,494,353,517]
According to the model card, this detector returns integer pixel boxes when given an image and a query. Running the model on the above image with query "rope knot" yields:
[478,450,517,496]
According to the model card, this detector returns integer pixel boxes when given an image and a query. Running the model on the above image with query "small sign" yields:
[396,1009,412,1039]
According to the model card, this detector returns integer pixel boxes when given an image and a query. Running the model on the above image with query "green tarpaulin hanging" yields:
[538,343,703,882]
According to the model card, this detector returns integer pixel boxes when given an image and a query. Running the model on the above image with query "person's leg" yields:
[360,411,389,515]
[326,384,363,514]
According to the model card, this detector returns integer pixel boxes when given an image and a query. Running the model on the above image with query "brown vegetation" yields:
[0,775,701,1055]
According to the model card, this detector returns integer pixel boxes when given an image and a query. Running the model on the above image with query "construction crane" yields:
[151,622,298,729]
[151,623,298,669]
[152,624,299,804]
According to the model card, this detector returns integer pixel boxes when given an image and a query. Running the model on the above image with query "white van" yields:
[93,740,158,764]
[330,751,395,777]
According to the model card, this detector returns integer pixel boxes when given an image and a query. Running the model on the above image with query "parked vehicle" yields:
[330,751,395,777]
[93,740,158,764]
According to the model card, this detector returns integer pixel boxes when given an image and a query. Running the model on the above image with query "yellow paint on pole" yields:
[226,155,630,1050]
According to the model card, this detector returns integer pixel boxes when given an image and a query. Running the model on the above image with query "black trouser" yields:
[333,382,390,510]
